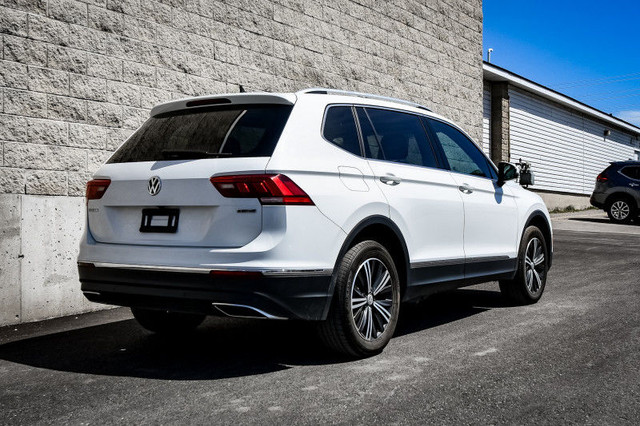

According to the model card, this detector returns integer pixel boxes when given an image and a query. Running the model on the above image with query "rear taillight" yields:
[86,179,111,202]
[210,174,314,205]
[596,173,608,183]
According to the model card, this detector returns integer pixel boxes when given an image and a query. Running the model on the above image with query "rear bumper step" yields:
[79,265,334,321]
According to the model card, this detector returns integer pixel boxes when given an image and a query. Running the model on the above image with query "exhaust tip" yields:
[212,303,285,320]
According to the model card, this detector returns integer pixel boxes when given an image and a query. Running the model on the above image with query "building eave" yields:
[483,61,640,136]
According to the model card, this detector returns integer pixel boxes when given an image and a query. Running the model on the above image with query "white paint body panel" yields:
[79,91,551,279]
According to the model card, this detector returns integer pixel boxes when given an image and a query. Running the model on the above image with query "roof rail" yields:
[298,88,432,112]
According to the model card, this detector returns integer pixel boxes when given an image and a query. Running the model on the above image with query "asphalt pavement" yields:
[1,210,639,425]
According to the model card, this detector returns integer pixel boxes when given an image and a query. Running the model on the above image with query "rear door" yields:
[425,118,519,278]
[357,107,466,284]
[88,104,292,248]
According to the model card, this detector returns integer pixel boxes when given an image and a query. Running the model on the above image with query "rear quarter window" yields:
[620,166,640,180]
[108,104,292,163]
[322,106,362,156]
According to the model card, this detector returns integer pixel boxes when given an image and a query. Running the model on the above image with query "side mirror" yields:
[497,162,518,187]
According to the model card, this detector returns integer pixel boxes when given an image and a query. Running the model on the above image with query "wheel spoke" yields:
[532,268,542,292]
[372,270,390,296]
[363,260,373,294]
[373,301,391,323]
[533,253,544,266]
[365,307,373,339]
[525,268,533,290]
[352,297,367,310]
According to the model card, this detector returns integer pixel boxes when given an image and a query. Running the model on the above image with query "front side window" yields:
[427,119,492,178]
[358,107,438,168]
[108,104,292,163]
[322,106,361,156]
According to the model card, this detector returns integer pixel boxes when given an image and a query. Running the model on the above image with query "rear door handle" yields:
[629,183,639,187]
[380,175,402,186]
[458,183,474,194]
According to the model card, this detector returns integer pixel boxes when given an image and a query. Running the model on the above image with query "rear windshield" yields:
[108,104,292,163]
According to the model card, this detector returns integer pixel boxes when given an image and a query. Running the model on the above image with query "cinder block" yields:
[47,45,87,74]
[70,74,107,102]
[47,94,87,121]
[0,167,26,194]
[4,88,48,118]
[0,113,28,141]
[48,0,88,25]
[27,118,68,146]
[68,123,107,149]
[28,14,70,46]
[25,169,68,195]
[27,66,70,96]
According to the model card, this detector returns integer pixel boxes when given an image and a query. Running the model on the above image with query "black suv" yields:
[591,161,640,223]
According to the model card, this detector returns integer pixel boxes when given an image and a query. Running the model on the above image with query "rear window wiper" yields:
[161,150,233,160]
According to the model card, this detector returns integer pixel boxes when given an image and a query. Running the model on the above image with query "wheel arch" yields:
[524,211,553,268]
[604,191,637,210]
[332,215,410,299]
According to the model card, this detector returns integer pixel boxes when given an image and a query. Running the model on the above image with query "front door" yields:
[425,118,519,279]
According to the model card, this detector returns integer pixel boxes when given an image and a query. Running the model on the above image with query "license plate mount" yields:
[140,208,180,233]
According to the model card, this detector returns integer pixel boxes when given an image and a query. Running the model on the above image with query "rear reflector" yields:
[210,174,314,205]
[86,179,111,201]
[596,173,608,182]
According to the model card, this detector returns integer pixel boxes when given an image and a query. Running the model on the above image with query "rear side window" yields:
[322,106,361,156]
[620,166,640,180]
[427,119,492,178]
[359,107,438,168]
[108,104,292,163]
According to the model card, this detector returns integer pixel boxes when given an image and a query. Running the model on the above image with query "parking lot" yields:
[1,210,639,425]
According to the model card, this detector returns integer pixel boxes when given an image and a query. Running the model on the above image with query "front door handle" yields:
[458,183,474,194]
[380,175,402,186]
[629,183,639,187]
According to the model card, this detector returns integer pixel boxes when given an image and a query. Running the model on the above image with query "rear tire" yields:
[318,241,400,357]
[131,307,205,334]
[499,226,548,305]
[607,196,635,224]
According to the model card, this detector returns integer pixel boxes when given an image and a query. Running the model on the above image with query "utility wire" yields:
[554,71,640,88]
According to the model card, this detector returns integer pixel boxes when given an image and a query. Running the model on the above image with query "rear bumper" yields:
[590,193,605,209]
[79,264,334,321]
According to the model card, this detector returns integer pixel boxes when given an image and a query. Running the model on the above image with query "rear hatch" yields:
[87,99,293,248]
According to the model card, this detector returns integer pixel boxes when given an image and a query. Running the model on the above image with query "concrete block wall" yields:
[0,0,483,326]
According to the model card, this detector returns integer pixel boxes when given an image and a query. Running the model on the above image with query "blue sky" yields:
[483,0,640,126]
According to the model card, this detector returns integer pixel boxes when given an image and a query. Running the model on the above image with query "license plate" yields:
[140,208,180,233]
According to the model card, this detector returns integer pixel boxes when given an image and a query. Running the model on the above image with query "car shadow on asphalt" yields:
[569,217,639,226]
[0,289,508,381]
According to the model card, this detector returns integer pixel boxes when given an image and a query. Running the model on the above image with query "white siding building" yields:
[483,63,640,209]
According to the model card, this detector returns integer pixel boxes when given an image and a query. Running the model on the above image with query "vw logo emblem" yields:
[148,176,161,196]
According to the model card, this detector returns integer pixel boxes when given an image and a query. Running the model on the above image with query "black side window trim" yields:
[321,104,365,157]
[422,116,498,181]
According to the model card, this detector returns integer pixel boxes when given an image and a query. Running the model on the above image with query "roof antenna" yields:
[487,48,493,63]
[239,84,245,93]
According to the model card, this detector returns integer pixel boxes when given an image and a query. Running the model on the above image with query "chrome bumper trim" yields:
[83,262,333,277]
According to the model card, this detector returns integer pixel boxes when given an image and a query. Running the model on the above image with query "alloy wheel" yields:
[611,200,630,220]
[350,258,395,341]
[524,237,545,295]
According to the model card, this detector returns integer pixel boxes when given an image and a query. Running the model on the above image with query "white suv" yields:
[78,89,552,356]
